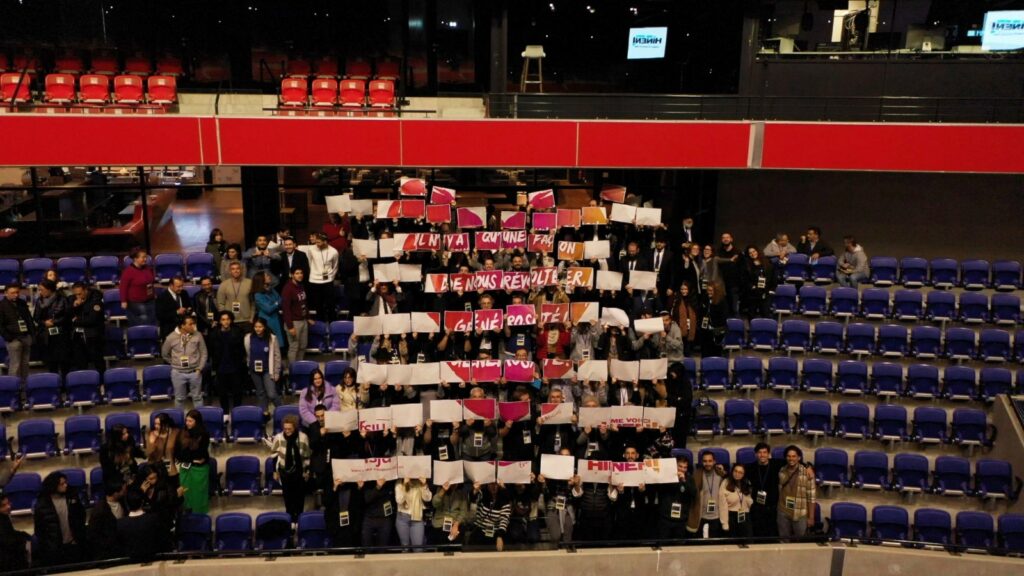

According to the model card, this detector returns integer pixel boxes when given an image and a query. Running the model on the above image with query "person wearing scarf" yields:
[268,414,312,522]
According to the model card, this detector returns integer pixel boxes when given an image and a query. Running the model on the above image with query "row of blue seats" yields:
[827,504,1024,552]
[692,398,990,447]
[768,285,1022,325]
[774,255,1021,291]
[3,456,289,517]
[2,254,1022,292]
[688,356,1019,401]
[3,405,300,459]
[176,511,331,552]
[725,320,1023,363]
[808,449,1016,499]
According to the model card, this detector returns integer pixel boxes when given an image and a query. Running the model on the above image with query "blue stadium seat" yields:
[933,456,971,496]
[230,406,266,443]
[830,502,867,541]
[944,328,976,361]
[956,511,995,550]
[698,447,730,470]
[692,399,720,437]
[60,467,89,503]
[5,472,41,515]
[0,258,20,288]
[998,514,1024,553]
[979,329,1011,363]
[801,358,833,394]
[142,364,173,402]
[873,404,907,442]
[783,253,809,283]
[732,356,763,391]
[329,320,354,354]
[960,259,990,291]
[255,511,293,550]
[907,364,940,400]
[289,360,319,393]
[126,325,160,359]
[63,415,102,455]
[836,402,870,440]
[869,257,898,287]
[871,505,909,542]
[56,256,88,284]
[723,318,745,352]
[273,405,300,435]
[914,508,952,547]
[860,288,890,320]
[153,253,184,283]
[104,367,140,404]
[829,287,858,318]
[17,419,57,459]
[912,407,948,445]
[89,467,104,505]
[150,407,185,429]
[771,284,797,315]
[757,398,790,435]
[767,357,799,392]
[103,289,127,322]
[682,358,697,390]
[198,406,226,443]
[991,294,1021,326]
[735,447,756,467]
[323,359,351,387]
[185,252,215,281]
[724,399,755,435]
[813,447,849,488]
[877,324,908,358]
[852,450,891,491]
[104,412,142,446]
[925,290,956,323]
[942,366,977,402]
[975,460,1014,501]
[748,318,778,351]
[991,260,1022,292]
[910,325,941,359]
[0,375,20,412]
[836,360,868,395]
[25,372,61,410]
[812,321,843,355]
[781,319,811,353]
[306,320,329,354]
[670,448,693,469]
[951,408,992,448]
[929,258,959,289]
[892,290,923,321]
[178,513,212,551]
[798,400,832,438]
[265,456,283,495]
[980,367,1014,401]
[845,323,876,355]
[811,255,837,285]
[959,292,990,324]
[297,511,331,549]
[899,257,928,288]
[798,285,827,317]
[225,455,262,496]
[700,357,729,391]
[104,325,126,360]
[893,453,929,495]
[89,255,121,286]
[22,258,53,286]
[66,369,102,407]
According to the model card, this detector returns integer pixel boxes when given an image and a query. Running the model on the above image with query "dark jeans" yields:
[699,517,723,539]
[656,517,689,540]
[751,504,778,538]
[575,512,612,541]
[723,511,753,539]
[215,370,244,413]
[281,470,306,521]
[71,333,105,372]
[361,515,393,547]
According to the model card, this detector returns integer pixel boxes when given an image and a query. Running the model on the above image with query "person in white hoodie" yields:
[836,236,870,287]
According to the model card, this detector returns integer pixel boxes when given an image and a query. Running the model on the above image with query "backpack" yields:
[694,395,717,420]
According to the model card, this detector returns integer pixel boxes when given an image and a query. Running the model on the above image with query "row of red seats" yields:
[0,52,183,77]
[0,73,177,107]
[280,78,394,109]
[281,57,399,81]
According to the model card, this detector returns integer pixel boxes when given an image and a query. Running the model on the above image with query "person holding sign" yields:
[267,414,312,522]
[367,280,406,315]
[537,388,577,456]
[469,482,511,551]
[459,392,498,462]
[360,476,396,547]
[395,477,433,548]
[498,388,536,462]
[538,448,580,544]
[717,464,753,539]
[430,480,469,544]
[655,459,696,540]
[537,320,572,360]
[244,317,283,418]
[571,463,618,542]
[612,444,648,541]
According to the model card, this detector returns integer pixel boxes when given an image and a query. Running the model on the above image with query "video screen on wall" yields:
[627,27,668,59]
[982,11,1024,51]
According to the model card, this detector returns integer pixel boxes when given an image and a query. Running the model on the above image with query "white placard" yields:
[596,270,624,291]
[643,458,678,484]
[386,364,413,386]
[373,262,401,283]
[584,240,611,260]
[610,359,640,382]
[399,264,422,283]
[376,200,398,219]
[540,454,575,481]
[331,459,366,483]
[440,361,471,384]
[629,270,658,291]
[463,460,497,484]
[391,403,424,428]
[639,358,668,381]
[352,239,378,259]
[578,407,612,428]
[576,360,609,382]
[408,362,441,386]
[429,400,463,423]
[610,405,645,428]
[611,461,646,487]
[378,238,397,256]
[356,362,387,385]
[540,402,575,425]
[635,207,662,226]
[497,461,533,485]
[350,199,373,217]
[433,460,465,485]
[609,203,636,224]
[397,455,432,479]
[382,313,412,335]
[600,307,630,328]
[354,315,383,336]
[633,317,664,335]
[324,409,358,433]
[643,407,676,428]
[411,312,441,333]
[578,459,612,484]
[326,194,352,214]
[358,407,393,433]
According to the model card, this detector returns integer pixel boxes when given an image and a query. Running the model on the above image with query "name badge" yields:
[670,502,682,519]
[473,433,484,448]
[587,442,599,455]
[757,276,766,290]
[442,516,454,532]
[438,446,449,461]
[383,501,393,516]
[254,360,264,373]
[785,496,796,511]
[756,490,767,505]
[555,495,567,510]
[706,500,717,515]
[522,429,532,445]
[417,353,425,363]
[737,512,747,524]
[483,528,495,538]
[322,272,329,280]
[464,303,472,312]
[517,334,526,347]
[553,434,562,452]
[232,301,241,313]
[339,511,350,527]
[74,327,85,334]
[581,349,591,360]
[180,356,190,368]
[700,316,709,330]
[48,326,60,336]
[17,319,28,333]
[207,312,214,321]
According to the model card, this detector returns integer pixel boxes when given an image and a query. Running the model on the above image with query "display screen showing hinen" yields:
[627,27,668,59]
[982,11,1024,51]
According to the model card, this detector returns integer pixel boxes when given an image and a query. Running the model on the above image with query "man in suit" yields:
[116,489,163,561]
[797,226,835,260]
[155,276,193,340]
[615,240,651,273]
[272,236,311,290]
[651,232,674,295]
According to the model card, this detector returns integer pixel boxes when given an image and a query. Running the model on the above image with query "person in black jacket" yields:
[116,489,163,562]
[740,246,775,319]
[208,311,247,412]
[360,478,396,546]
[34,279,71,376]
[156,276,193,340]
[34,471,88,565]
[0,283,34,386]
[272,237,311,290]
[0,491,31,571]
[192,276,219,336]
[87,480,127,560]
[665,362,693,449]
[656,459,696,540]
[69,282,106,372]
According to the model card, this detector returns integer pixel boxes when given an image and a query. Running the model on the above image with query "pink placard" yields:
[474,309,504,331]
[400,199,425,219]
[430,186,456,205]
[529,266,559,287]
[462,398,497,420]
[540,303,569,325]
[470,359,503,382]
[503,360,536,382]
[426,204,451,223]
[449,273,476,292]
[528,189,556,209]
[457,207,486,228]
[542,358,575,380]
[474,270,504,292]
[444,311,473,332]
[501,211,527,229]
[475,231,502,251]
[444,233,469,252]
[502,271,531,292]
[399,177,427,196]
[498,400,532,422]
[556,209,580,229]
[425,274,449,294]
[501,229,527,250]
[532,212,557,231]
[506,304,537,326]
[528,234,554,253]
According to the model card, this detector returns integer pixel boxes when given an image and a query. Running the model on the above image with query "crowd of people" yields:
[0,196,851,567]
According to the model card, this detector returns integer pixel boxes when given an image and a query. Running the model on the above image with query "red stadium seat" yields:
[113,75,143,104]
[311,78,338,106]
[79,74,110,104]
[339,79,366,108]
[44,74,76,104]
[156,55,184,76]
[286,59,312,78]
[280,77,308,107]
[345,58,372,80]
[90,52,119,75]
[314,57,339,78]
[369,79,395,108]
[11,54,39,73]
[124,54,152,75]
[147,75,177,105]
[375,59,400,81]
[0,73,33,103]
[55,52,84,75]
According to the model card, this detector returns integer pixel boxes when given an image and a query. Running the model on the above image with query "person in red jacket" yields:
[120,247,156,327]
[281,267,312,367]
[537,322,572,360]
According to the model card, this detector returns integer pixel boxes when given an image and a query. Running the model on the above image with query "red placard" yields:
[378,200,402,219]
[449,273,476,293]
[532,212,557,231]
[399,233,440,252]
[528,234,554,253]
[399,177,427,196]
[565,267,594,288]
[444,311,473,332]
[528,189,556,209]
[457,207,486,228]
[540,303,570,325]
[557,209,581,229]
[441,360,472,383]
[529,266,559,287]
[542,359,575,380]
[600,184,627,204]
[506,304,537,326]
[444,233,469,252]
[462,397,497,419]
[502,271,531,292]
[501,229,527,250]
[400,199,425,219]
[474,309,504,331]
[475,231,502,251]
[501,211,527,229]
[470,360,503,383]
[474,270,504,292]
[426,204,451,223]
[430,186,456,204]
[425,274,449,293]
[498,400,532,422]
[504,360,537,382]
